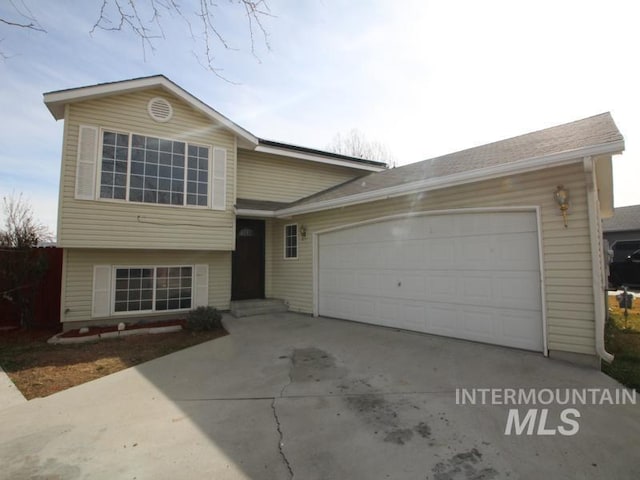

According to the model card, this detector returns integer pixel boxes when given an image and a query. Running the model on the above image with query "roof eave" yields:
[275,139,625,218]
[43,76,259,147]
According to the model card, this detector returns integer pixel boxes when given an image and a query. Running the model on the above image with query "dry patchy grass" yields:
[604,295,640,392]
[0,327,226,399]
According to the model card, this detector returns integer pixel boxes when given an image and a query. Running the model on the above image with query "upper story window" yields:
[99,130,209,207]
[284,224,298,259]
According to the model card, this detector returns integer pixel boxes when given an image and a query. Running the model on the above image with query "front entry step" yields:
[230,298,289,318]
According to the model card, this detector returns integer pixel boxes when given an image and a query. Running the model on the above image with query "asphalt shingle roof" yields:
[603,205,640,232]
[291,112,623,208]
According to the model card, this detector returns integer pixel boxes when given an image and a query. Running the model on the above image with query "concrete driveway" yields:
[1,313,639,479]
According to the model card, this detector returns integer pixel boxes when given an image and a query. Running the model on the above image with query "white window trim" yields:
[95,127,214,210]
[110,264,195,316]
[284,223,298,260]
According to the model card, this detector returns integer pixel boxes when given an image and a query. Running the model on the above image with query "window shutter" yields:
[194,264,209,307]
[212,147,227,210]
[92,265,112,317]
[75,126,99,200]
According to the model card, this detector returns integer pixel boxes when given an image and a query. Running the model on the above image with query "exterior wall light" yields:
[554,185,570,228]
[299,225,307,239]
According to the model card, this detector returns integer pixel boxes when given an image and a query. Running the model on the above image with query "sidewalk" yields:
[0,365,26,411]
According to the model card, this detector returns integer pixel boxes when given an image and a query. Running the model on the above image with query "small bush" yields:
[186,306,222,331]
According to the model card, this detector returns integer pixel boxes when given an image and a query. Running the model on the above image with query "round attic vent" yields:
[147,97,173,122]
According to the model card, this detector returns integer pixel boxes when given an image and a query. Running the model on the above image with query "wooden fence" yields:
[0,247,62,329]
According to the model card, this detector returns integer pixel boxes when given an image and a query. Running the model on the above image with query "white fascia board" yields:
[43,76,258,147]
[235,209,276,218]
[253,145,386,172]
[276,140,625,218]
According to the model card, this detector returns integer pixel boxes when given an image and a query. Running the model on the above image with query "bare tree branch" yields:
[89,0,272,80]
[2,1,272,78]
[0,17,44,31]
[0,0,46,58]
[0,193,52,248]
[327,129,395,165]
[1,0,46,32]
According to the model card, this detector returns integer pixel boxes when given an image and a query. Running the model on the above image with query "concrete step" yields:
[230,298,289,318]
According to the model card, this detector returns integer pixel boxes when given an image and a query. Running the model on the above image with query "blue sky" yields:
[1,0,639,236]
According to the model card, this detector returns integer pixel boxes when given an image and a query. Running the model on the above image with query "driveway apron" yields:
[0,312,639,479]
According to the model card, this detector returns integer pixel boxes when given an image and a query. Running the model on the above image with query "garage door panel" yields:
[354,272,380,295]
[497,233,539,269]
[495,272,541,310]
[498,309,543,347]
[427,304,461,336]
[460,236,494,267]
[460,274,494,305]
[460,306,496,339]
[429,238,456,268]
[401,302,427,330]
[427,273,458,301]
[487,211,537,234]
[318,211,543,352]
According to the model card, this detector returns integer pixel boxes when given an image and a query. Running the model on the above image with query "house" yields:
[44,75,624,367]
[603,204,640,261]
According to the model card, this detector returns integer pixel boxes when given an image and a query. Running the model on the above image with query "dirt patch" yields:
[0,327,226,399]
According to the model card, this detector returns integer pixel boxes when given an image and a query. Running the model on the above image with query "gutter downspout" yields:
[584,156,614,363]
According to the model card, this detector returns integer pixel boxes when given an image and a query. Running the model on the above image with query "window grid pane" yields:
[113,268,154,312]
[285,225,298,258]
[155,266,192,311]
[187,145,209,206]
[130,134,186,206]
[99,131,129,200]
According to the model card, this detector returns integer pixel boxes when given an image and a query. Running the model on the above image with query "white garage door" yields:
[318,211,544,351]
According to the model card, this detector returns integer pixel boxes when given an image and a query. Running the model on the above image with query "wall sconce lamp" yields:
[554,185,570,228]
[299,225,307,239]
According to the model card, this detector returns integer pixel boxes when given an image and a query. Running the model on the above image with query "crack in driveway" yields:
[271,398,294,479]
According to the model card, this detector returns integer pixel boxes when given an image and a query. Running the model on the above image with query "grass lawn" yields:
[602,294,640,392]
[0,327,226,400]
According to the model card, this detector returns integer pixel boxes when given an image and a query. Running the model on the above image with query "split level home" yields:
[43,75,624,367]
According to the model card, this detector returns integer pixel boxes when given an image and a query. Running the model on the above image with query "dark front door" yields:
[232,219,265,300]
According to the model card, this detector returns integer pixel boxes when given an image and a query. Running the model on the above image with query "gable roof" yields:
[43,75,387,171]
[43,75,259,148]
[603,205,640,232]
[276,113,624,216]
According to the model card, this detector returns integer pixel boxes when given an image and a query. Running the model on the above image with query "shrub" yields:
[186,306,223,331]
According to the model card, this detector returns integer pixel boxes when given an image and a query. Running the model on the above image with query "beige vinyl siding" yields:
[59,88,236,250]
[237,150,365,203]
[268,162,598,356]
[62,248,231,324]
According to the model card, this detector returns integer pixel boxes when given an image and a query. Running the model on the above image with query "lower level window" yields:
[114,266,192,313]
